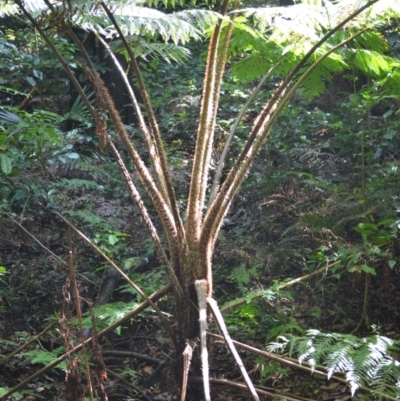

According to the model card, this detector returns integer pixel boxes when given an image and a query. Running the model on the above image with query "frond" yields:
[173,9,221,33]
[111,8,204,44]
[0,1,19,16]
[229,18,299,82]
[11,1,218,45]
[231,52,274,83]
[354,30,389,54]
[240,4,330,40]
[300,50,348,100]
[268,330,400,398]
[64,89,94,123]
[347,49,400,78]
[110,37,191,63]
[335,0,400,21]
[329,0,400,26]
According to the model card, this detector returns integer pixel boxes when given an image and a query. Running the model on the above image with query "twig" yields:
[101,351,161,364]
[18,83,37,110]
[220,261,341,312]
[67,227,94,401]
[208,298,260,401]
[181,342,194,401]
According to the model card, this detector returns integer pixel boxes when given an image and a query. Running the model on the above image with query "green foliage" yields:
[269,330,400,398]
[120,267,167,299]
[0,388,35,399]
[266,322,304,343]
[231,1,400,99]
[0,108,64,175]
[1,0,400,398]
[227,263,259,292]
[93,229,130,258]
[257,359,290,384]
[82,300,140,335]
[63,209,105,228]
[24,347,66,370]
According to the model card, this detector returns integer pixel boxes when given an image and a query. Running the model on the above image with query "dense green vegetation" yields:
[1,0,400,400]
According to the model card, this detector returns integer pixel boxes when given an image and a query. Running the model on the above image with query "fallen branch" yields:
[208,298,260,401]
[195,280,210,401]
[189,376,311,401]
[101,351,161,364]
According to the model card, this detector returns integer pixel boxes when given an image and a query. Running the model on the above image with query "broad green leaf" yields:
[0,153,12,175]
[108,234,119,245]
[360,264,376,275]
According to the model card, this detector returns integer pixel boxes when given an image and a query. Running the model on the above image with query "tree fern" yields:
[4,1,219,46]
[268,330,400,398]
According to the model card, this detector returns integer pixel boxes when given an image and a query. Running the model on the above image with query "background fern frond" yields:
[173,9,221,33]
[300,51,348,100]
[348,49,400,78]
[110,37,190,63]
[268,330,400,398]
[113,8,203,44]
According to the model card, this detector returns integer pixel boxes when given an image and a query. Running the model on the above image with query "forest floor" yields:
[1,169,400,401]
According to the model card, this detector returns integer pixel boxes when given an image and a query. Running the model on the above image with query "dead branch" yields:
[208,298,260,401]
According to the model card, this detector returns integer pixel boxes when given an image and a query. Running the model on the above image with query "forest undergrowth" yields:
[1,0,400,399]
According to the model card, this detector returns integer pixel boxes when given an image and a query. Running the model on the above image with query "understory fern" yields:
[268,330,400,398]
[24,347,66,370]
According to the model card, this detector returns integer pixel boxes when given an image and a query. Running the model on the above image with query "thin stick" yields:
[208,61,281,207]
[0,210,92,285]
[67,227,94,401]
[220,260,341,312]
[181,341,194,401]
[195,280,210,401]
[208,298,260,401]
[190,376,306,401]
